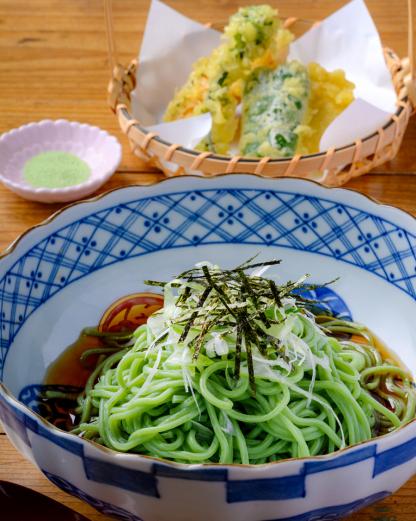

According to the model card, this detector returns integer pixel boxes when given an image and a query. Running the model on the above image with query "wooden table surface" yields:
[0,1,415,520]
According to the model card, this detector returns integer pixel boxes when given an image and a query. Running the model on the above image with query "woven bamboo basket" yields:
[105,0,416,187]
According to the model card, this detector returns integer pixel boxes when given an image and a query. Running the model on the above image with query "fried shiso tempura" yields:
[240,61,355,158]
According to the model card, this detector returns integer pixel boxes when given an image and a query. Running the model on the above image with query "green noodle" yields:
[71,262,416,464]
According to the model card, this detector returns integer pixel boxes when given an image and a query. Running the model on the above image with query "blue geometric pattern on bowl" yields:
[43,471,144,521]
[263,490,390,521]
[18,384,82,414]
[293,286,352,320]
[1,188,415,376]
[42,470,390,521]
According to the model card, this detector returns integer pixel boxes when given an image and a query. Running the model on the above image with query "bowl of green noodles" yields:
[0,175,415,521]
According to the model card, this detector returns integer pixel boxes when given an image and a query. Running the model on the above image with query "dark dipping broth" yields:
[41,293,163,431]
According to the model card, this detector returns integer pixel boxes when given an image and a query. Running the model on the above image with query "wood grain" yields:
[0,1,415,520]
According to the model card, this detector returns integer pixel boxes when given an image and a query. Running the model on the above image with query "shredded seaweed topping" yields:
[145,259,317,392]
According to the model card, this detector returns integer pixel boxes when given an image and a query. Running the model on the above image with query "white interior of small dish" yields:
[0,119,121,188]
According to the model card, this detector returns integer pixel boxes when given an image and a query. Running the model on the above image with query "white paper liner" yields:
[131,0,397,154]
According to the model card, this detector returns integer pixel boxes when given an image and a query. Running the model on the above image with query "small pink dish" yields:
[0,119,122,203]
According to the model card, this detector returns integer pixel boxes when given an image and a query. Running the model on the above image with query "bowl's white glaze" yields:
[0,119,121,203]
[0,175,415,521]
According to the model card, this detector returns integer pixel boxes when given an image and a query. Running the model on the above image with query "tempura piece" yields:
[240,62,355,158]
[240,61,310,158]
[296,63,355,154]
[163,5,293,154]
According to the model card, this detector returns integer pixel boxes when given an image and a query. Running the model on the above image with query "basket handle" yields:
[104,0,118,74]
[404,0,416,106]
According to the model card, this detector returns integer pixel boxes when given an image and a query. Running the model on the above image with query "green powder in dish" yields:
[23,151,91,189]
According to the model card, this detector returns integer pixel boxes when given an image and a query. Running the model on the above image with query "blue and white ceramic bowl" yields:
[0,175,415,521]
